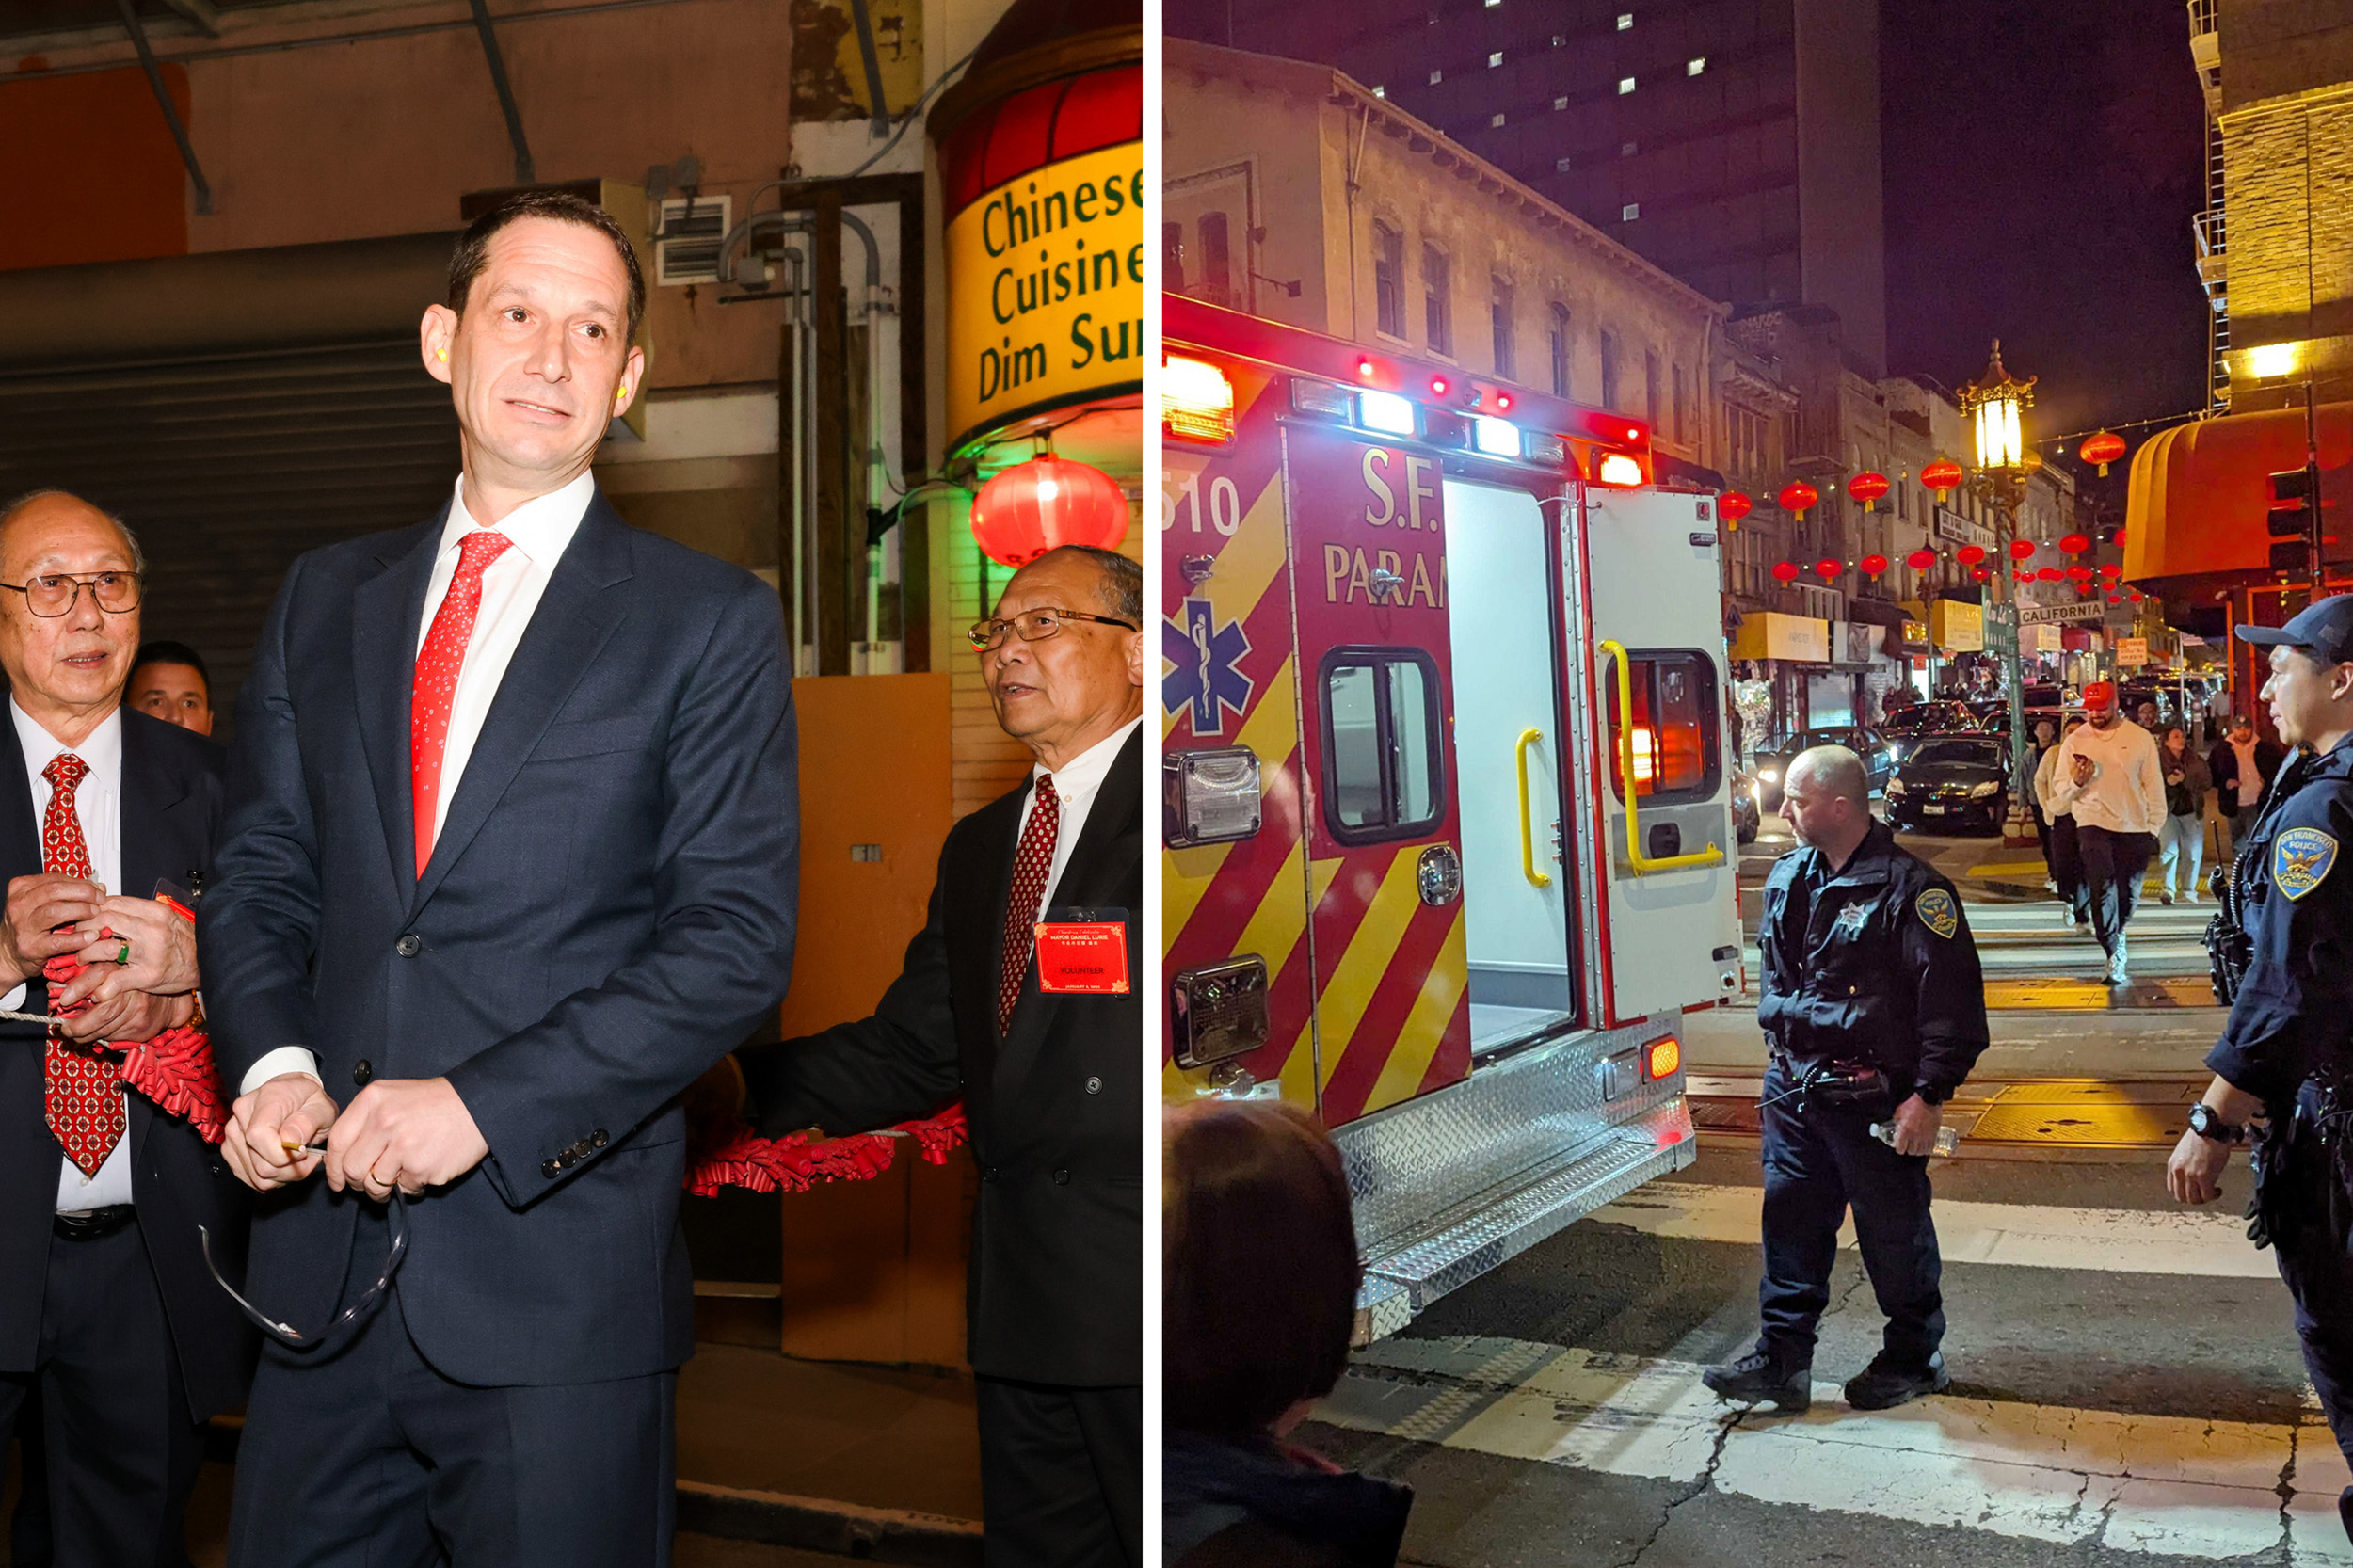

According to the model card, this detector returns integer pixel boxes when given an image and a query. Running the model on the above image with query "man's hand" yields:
[54,988,193,1047]
[0,874,103,989]
[2071,754,2096,788]
[2167,1128,2232,1205]
[224,1072,340,1192]
[325,1078,489,1200]
[1888,1093,1943,1157]
[57,895,200,1009]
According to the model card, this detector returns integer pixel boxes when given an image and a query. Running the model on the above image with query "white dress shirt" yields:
[1013,717,1141,932]
[242,472,595,1094]
[6,702,135,1211]
[2047,717,2167,836]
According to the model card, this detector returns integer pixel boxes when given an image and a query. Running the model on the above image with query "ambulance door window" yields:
[1321,648,1445,842]
[1603,649,1721,802]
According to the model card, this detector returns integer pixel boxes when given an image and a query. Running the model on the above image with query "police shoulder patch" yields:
[1915,887,1959,939]
[2275,825,2340,902]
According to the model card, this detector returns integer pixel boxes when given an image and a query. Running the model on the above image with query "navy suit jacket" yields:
[200,490,798,1387]
[0,709,255,1421]
[741,729,1141,1387]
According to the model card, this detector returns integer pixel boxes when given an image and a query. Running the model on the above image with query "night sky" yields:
[1881,0,2209,463]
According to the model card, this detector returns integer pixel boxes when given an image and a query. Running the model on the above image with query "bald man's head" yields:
[1781,744,1871,855]
[1788,746,1868,807]
[0,488,146,742]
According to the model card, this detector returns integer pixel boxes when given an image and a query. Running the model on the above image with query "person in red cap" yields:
[2046,680,2165,984]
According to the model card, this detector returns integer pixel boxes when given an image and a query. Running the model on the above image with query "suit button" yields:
[353,1060,374,1086]
[1052,1167,1070,1185]
[208,1161,224,1178]
[542,1159,561,1178]
[592,1130,608,1148]
[984,1166,1000,1183]
[395,934,422,958]
[1084,1077,1101,1094]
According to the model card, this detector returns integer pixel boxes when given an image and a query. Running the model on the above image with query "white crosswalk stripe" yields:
[1320,1335,2353,1562]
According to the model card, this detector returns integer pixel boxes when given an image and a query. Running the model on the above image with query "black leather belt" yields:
[53,1205,136,1241]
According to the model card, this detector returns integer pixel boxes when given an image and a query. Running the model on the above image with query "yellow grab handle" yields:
[1597,639,1727,875]
[1515,727,1553,888]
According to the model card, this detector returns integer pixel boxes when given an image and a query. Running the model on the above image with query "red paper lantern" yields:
[2115,528,2128,548]
[2015,570,2034,584]
[969,456,1130,567]
[1815,557,1843,579]
[2009,537,2037,562]
[2107,593,2122,605]
[2080,431,2127,477]
[1771,560,1801,584]
[1861,552,1889,577]
[1921,459,1964,500]
[1720,490,1753,529]
[1779,481,1819,518]
[2067,564,2092,580]
[2059,532,2091,555]
[2099,561,2121,578]
[1905,549,1936,571]
[1956,544,1987,566]
[2129,589,2145,602]
[1972,567,1990,581]
[2037,567,2064,582]
[1848,472,1890,510]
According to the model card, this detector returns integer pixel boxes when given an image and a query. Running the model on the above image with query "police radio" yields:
[2205,858,2253,1005]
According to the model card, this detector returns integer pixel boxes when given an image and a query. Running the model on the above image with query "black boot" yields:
[1701,1352,1811,1414]
[1843,1350,1950,1410]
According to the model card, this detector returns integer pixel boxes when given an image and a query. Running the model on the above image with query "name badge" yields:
[1034,905,1130,996]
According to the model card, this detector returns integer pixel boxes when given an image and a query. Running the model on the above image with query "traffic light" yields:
[2269,466,2320,575]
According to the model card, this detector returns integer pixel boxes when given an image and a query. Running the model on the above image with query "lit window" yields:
[1617,11,1634,27]
[1488,50,1504,66]
[1618,75,1636,93]
[1621,140,1638,156]
[1688,56,1706,75]
[1622,202,1640,221]
[1373,84,1386,98]
[1490,111,1506,126]
[1430,69,1444,84]
[1553,94,1569,109]
[1555,154,1573,171]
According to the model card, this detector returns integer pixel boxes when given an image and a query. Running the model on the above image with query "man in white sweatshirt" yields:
[2046,681,2166,984]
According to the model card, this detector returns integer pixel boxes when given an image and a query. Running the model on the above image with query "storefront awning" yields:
[2123,402,2353,594]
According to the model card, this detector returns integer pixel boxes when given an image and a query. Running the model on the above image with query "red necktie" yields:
[41,752,120,1178]
[997,775,1059,1032]
[411,529,513,877]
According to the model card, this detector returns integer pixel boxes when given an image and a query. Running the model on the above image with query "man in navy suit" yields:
[0,489,252,1566]
[200,193,798,1566]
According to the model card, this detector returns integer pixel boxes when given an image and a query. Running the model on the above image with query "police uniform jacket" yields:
[2206,733,2353,1112]
[1756,820,1991,1101]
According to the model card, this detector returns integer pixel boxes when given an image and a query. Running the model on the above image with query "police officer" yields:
[1705,746,1990,1415]
[2167,594,2353,1540]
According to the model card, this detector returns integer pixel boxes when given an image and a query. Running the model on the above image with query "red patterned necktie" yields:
[997,775,1059,1032]
[41,752,120,1177]
[411,529,513,877]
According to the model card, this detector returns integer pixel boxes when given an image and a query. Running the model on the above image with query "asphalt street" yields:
[1299,820,2341,1566]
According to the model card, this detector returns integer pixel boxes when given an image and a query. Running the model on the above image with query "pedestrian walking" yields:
[2157,725,2213,904]
[2046,682,2165,984]
[2166,594,2353,1544]
[2036,717,2089,927]
[2027,717,2058,885]
[2210,712,2287,865]
[1703,745,1990,1416]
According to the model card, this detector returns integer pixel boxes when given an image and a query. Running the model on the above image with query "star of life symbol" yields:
[1162,597,1253,736]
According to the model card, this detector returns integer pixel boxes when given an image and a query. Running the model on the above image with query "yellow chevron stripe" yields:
[1160,848,1336,1110]
[1359,909,1467,1115]
[1310,851,1424,1093]
[1160,462,1289,691]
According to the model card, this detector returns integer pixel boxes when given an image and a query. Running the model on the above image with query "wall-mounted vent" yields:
[656,195,732,286]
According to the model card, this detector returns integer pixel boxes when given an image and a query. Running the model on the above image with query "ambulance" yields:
[1160,296,1742,1338]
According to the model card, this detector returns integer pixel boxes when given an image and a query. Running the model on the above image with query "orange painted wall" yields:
[0,66,189,270]
[776,673,975,1368]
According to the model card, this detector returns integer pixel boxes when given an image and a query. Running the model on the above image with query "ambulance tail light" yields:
[1643,1036,1682,1080]
[1356,389,1418,437]
[1596,452,1645,488]
[1163,356,1236,445]
[1630,726,1657,785]
[1470,415,1521,458]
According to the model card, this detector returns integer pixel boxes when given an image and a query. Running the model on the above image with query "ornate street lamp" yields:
[1957,340,2041,846]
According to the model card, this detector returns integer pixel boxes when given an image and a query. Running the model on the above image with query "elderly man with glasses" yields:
[742,543,1144,1568]
[0,488,254,1566]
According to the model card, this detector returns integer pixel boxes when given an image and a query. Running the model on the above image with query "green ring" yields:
[114,942,130,966]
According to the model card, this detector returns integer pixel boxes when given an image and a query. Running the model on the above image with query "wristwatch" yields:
[2187,1103,2246,1144]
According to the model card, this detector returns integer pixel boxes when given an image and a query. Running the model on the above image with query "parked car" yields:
[1879,701,1977,759]
[1751,726,1895,811]
[1884,735,2012,835]
[1731,764,1761,843]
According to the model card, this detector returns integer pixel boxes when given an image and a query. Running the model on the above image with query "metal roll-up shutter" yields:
[0,341,460,734]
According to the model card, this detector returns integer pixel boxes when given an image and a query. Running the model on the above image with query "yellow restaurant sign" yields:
[947,140,1144,453]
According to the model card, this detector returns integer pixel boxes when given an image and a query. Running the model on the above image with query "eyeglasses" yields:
[966,607,1137,651]
[0,571,142,617]
[200,1196,408,1352]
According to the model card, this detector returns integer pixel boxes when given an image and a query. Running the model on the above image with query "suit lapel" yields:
[352,513,449,892]
[993,729,1141,1096]
[0,712,37,884]
[411,496,636,912]
[118,716,193,1168]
